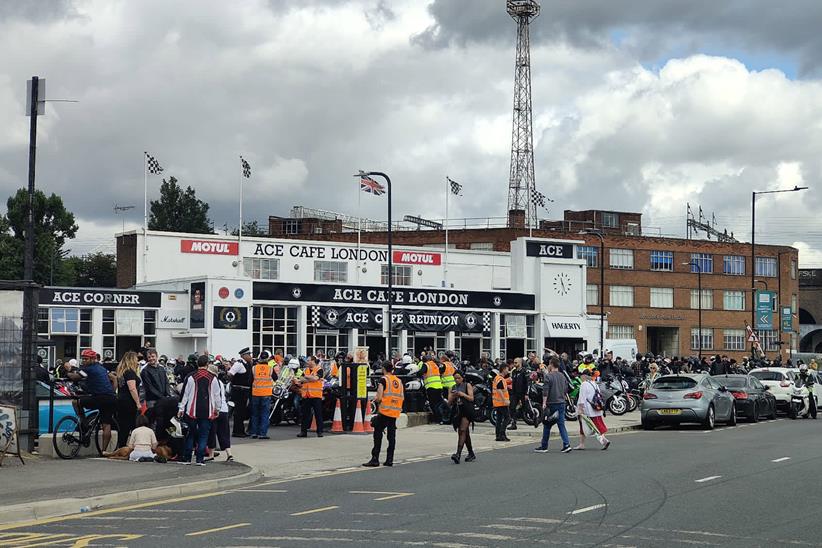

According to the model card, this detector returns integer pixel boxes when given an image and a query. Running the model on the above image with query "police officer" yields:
[363,361,404,467]
[229,348,254,437]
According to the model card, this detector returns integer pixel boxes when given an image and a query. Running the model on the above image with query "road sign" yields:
[755,291,774,330]
[781,306,793,333]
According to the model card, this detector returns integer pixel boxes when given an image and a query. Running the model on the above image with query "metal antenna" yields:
[114,203,135,234]
[506,0,540,229]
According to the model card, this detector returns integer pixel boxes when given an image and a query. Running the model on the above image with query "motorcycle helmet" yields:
[81,348,97,359]
[583,354,594,363]
[401,354,413,365]
[288,358,300,370]
[167,417,186,439]
[799,363,808,372]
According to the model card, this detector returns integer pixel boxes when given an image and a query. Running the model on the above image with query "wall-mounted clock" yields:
[553,272,572,296]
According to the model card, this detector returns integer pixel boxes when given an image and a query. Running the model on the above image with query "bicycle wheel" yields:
[53,415,82,460]
[94,417,119,456]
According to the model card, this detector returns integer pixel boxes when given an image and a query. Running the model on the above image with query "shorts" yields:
[79,394,117,425]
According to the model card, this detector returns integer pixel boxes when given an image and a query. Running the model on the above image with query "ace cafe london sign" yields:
[250,242,442,266]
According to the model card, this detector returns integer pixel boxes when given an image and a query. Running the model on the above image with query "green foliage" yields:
[230,220,267,237]
[0,189,78,284]
[148,176,212,234]
[63,252,117,287]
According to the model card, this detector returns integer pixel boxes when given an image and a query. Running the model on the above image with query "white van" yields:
[591,339,638,361]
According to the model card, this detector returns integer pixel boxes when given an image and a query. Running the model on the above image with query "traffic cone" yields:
[363,399,374,433]
[351,403,366,433]
[331,399,344,433]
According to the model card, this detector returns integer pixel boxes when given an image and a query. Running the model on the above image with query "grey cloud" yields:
[0,0,78,23]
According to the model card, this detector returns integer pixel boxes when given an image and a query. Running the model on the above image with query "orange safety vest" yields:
[330,361,339,378]
[492,374,510,407]
[379,373,405,418]
[441,360,456,388]
[251,363,274,397]
[300,365,324,399]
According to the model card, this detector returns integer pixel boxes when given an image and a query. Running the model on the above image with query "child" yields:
[128,414,158,461]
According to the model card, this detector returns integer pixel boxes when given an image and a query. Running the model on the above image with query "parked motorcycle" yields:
[269,368,299,426]
[599,375,629,416]
[463,367,491,422]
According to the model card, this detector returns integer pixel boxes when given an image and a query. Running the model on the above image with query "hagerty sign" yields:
[254,282,535,311]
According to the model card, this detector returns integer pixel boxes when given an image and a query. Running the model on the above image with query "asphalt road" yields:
[3,417,822,548]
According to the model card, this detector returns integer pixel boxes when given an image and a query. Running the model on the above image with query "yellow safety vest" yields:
[423,361,442,389]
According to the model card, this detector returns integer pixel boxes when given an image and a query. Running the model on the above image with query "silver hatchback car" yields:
[640,374,736,430]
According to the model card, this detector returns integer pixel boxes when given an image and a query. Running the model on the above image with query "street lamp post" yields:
[357,171,393,349]
[580,230,605,355]
[751,186,807,337]
[684,261,703,360]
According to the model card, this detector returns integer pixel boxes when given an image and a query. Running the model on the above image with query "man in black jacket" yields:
[509,358,529,430]
[141,349,170,408]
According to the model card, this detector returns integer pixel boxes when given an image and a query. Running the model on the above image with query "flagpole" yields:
[357,182,362,284]
[143,152,148,282]
[444,176,449,288]
[238,159,243,275]
[527,184,533,238]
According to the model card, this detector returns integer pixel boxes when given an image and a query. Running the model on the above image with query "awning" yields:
[170,331,209,338]
[543,316,586,338]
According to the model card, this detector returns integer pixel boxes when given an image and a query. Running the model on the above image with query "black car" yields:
[717,374,777,422]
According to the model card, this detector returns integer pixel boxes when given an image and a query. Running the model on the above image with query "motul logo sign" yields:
[181,239,239,255]
[392,250,442,265]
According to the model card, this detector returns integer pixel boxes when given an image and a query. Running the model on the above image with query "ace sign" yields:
[525,241,574,259]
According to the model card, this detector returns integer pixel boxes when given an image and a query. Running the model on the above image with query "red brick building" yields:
[271,209,798,360]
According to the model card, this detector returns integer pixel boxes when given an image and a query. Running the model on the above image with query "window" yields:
[691,328,713,350]
[755,257,777,277]
[314,261,348,282]
[602,212,618,228]
[37,307,49,335]
[610,286,634,307]
[586,284,599,306]
[650,250,673,271]
[723,255,745,275]
[609,325,634,339]
[50,308,80,334]
[723,329,746,351]
[80,309,92,335]
[791,260,797,280]
[690,289,713,310]
[578,246,598,268]
[792,294,798,314]
[690,253,713,274]
[759,329,780,352]
[283,219,299,235]
[380,264,412,286]
[469,242,494,251]
[625,223,639,235]
[609,249,633,269]
[650,287,674,308]
[244,257,280,280]
[723,290,745,311]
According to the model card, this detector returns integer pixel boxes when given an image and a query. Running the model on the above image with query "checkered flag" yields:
[240,156,251,179]
[310,306,320,327]
[482,312,491,333]
[532,188,552,210]
[144,152,163,175]
[447,176,462,196]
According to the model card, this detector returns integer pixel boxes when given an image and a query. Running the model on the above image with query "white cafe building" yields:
[36,230,605,363]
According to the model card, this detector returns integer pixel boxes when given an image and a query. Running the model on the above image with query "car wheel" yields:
[768,401,777,420]
[749,403,759,423]
[642,419,654,431]
[727,405,737,426]
[702,405,715,430]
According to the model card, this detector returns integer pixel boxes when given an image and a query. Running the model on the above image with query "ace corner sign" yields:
[525,241,574,259]
[213,306,248,330]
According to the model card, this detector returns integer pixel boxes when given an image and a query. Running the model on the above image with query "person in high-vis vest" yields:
[440,352,457,424]
[249,351,275,439]
[363,361,404,467]
[421,353,444,424]
[296,356,324,437]
[492,363,512,441]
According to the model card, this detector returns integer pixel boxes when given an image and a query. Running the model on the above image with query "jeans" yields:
[300,397,323,434]
[494,406,510,439]
[249,396,272,437]
[540,403,570,449]
[370,414,397,464]
[183,417,212,464]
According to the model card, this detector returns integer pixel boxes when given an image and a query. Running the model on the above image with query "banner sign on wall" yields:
[256,282,534,311]
[310,306,491,333]
[755,290,774,331]
[190,282,206,329]
[181,239,239,256]
[39,288,161,308]
[781,306,793,333]
[525,241,574,259]
[213,306,248,330]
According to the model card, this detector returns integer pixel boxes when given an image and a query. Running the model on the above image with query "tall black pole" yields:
[365,172,392,354]
[751,191,756,345]
[599,236,604,354]
[22,76,40,450]
[697,263,703,361]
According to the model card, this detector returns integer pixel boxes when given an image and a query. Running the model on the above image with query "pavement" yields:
[1,415,821,547]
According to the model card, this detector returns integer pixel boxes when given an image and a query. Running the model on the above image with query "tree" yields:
[0,189,78,285]
[63,252,117,287]
[230,220,267,237]
[148,176,212,234]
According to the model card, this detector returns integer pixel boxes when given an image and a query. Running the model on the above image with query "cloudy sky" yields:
[1,0,821,264]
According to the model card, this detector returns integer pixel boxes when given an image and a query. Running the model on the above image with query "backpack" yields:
[588,381,605,412]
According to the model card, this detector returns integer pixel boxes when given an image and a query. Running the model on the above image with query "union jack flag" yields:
[359,174,385,196]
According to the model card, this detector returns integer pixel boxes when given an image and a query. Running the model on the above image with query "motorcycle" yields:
[788,384,812,419]
[598,375,629,416]
[269,368,299,426]
[463,367,491,422]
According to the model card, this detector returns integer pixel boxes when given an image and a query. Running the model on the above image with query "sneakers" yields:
[194,462,206,467]
[464,453,476,462]
[250,434,258,439]
[362,461,379,467]
[259,435,270,440]
[226,455,234,462]
[561,445,573,453]
[602,440,611,451]
[573,445,585,451]
[533,447,549,453]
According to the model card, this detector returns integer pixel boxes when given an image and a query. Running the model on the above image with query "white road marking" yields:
[695,475,722,483]
[772,457,791,463]
[232,489,289,493]
[567,504,606,515]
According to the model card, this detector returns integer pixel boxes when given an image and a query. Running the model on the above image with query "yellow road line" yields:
[185,523,251,537]
[0,533,73,545]
[0,491,224,532]
[349,490,415,501]
[373,493,414,501]
[290,505,339,516]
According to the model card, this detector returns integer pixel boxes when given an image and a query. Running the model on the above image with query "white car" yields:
[749,368,819,410]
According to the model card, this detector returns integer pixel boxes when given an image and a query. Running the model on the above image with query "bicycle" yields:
[52,399,120,460]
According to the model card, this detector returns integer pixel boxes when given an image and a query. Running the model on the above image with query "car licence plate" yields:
[658,409,682,415]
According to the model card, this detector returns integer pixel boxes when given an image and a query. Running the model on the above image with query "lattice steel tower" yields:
[506,0,540,228]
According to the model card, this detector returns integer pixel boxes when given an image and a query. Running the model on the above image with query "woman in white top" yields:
[128,414,158,461]
[575,370,611,450]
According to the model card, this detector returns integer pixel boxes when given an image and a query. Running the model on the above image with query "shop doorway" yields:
[505,339,525,360]
[544,338,585,357]
[646,327,679,357]
[413,336,435,358]
[116,336,143,359]
[365,335,386,362]
[52,335,78,362]
[460,338,481,364]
